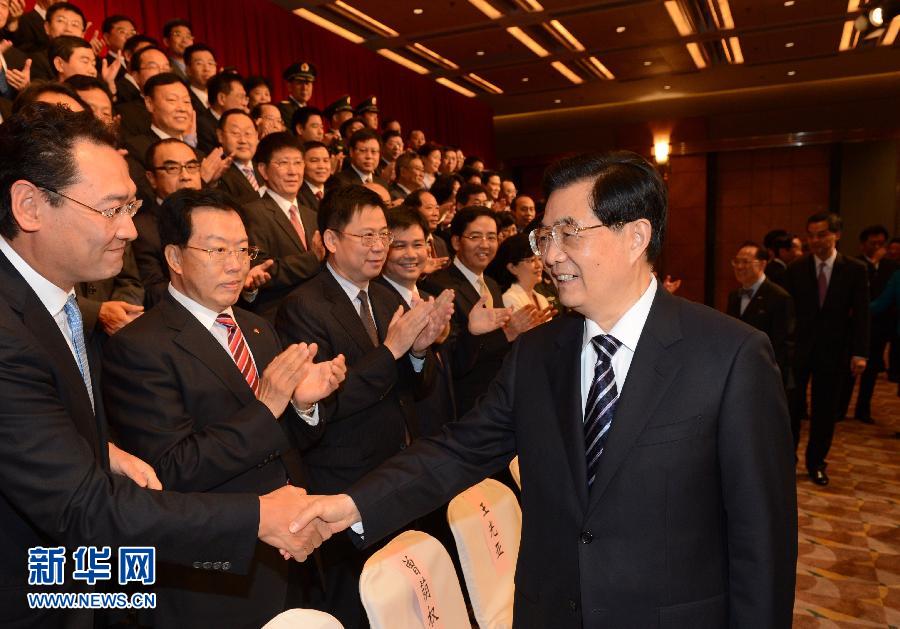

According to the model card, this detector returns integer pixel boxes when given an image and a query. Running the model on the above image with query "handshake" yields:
[257,488,361,561]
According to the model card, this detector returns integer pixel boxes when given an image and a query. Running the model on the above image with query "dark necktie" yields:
[0,67,10,100]
[357,289,379,346]
[817,262,828,307]
[584,334,622,488]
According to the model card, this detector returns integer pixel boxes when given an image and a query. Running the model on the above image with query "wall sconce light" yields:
[653,140,671,164]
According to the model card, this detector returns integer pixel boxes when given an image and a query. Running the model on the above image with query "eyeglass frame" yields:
[39,186,142,219]
[183,245,260,263]
[528,217,624,257]
[337,230,394,248]
[152,160,202,176]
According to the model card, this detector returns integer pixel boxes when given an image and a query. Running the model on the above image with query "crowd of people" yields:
[0,2,894,628]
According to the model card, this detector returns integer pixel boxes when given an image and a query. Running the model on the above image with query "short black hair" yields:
[249,102,278,121]
[542,151,668,263]
[244,75,272,93]
[48,35,91,68]
[183,43,215,66]
[302,140,328,153]
[129,44,165,72]
[0,103,115,239]
[347,128,380,150]
[217,108,253,131]
[512,194,533,211]
[859,224,889,243]
[381,129,401,144]
[158,188,245,250]
[145,137,197,168]
[318,185,385,236]
[386,206,428,237]
[101,14,133,34]
[458,165,482,183]
[430,174,460,205]
[46,3,86,27]
[291,106,322,131]
[403,189,433,211]
[771,233,796,256]
[456,183,488,207]
[417,142,441,159]
[64,75,114,104]
[162,18,192,40]
[483,170,501,183]
[394,152,421,181]
[489,232,534,291]
[123,34,158,56]
[738,240,769,261]
[495,212,515,230]
[143,72,187,98]
[339,117,363,140]
[254,131,303,166]
[763,228,788,252]
[463,155,484,168]
[11,81,88,114]
[450,206,498,238]
[806,211,842,233]
[207,72,244,107]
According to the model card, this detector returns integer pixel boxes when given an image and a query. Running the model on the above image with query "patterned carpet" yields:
[794,375,900,627]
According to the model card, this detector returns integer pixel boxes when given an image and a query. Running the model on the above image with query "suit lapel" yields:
[825,253,846,306]
[550,315,591,511]
[164,296,257,406]
[449,265,480,311]
[263,194,307,254]
[586,287,684,517]
[321,270,380,351]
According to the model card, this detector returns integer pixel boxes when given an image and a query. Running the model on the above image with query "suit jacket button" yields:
[222,562,231,571]
[192,561,201,569]
[568,599,578,612]
[213,562,222,570]
[202,561,212,570]
[580,531,593,544]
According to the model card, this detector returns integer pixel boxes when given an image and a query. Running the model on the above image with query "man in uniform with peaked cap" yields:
[278,61,316,128]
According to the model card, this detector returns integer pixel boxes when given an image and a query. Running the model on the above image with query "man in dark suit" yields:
[301,140,330,211]
[133,138,203,307]
[244,132,323,321]
[103,189,345,628]
[275,184,451,627]
[0,103,330,629]
[404,189,451,265]
[329,128,389,189]
[8,0,51,53]
[389,152,424,202]
[183,43,218,152]
[161,18,192,80]
[839,224,898,422]
[115,45,169,137]
[423,206,545,414]
[114,34,159,105]
[76,243,144,337]
[726,241,794,388]
[215,109,263,206]
[784,211,869,485]
[295,152,798,629]
[98,15,135,84]
[765,232,803,289]
[24,2,87,82]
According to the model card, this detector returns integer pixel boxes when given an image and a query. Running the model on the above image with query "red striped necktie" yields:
[215,313,260,395]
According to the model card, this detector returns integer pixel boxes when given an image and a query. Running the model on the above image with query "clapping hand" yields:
[467,294,512,335]
[244,259,274,291]
[292,354,347,409]
[411,289,454,353]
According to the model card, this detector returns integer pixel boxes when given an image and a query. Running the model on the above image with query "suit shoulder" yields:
[369,280,403,307]
[675,295,762,344]
[761,279,791,300]
[106,304,169,345]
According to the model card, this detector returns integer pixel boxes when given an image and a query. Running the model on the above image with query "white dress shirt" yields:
[814,248,837,286]
[0,237,79,364]
[580,275,657,419]
[167,283,318,424]
[382,275,420,307]
[266,189,302,227]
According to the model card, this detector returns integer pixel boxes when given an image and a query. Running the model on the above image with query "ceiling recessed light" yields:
[643,60,652,66]
[787,70,796,76]
[784,0,794,5]
[616,26,626,33]
[522,77,529,82]
[664,84,671,90]
[413,8,423,14]
[785,41,794,47]
[476,50,485,56]
[554,98,561,103]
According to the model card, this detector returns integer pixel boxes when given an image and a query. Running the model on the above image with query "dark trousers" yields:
[791,364,842,472]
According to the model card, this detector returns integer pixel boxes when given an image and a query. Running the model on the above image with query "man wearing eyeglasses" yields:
[134,137,203,306]
[330,128,389,189]
[103,187,347,628]
[274,184,452,627]
[215,109,262,205]
[293,152,798,629]
[243,132,323,322]
[0,104,338,628]
[726,241,794,390]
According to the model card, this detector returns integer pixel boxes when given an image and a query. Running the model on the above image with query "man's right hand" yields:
[383,302,433,359]
[244,259,274,291]
[200,148,233,184]
[467,294,512,335]
[258,485,332,562]
[289,493,362,537]
[99,301,144,335]
[256,343,315,417]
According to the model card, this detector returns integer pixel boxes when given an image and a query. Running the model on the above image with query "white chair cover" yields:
[359,529,469,629]
[261,608,344,629]
[447,478,522,629]
[509,456,521,489]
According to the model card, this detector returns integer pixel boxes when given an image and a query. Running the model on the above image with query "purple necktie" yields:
[817,262,828,307]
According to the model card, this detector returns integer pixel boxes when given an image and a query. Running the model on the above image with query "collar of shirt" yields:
[150,124,181,141]
[814,248,837,271]
[168,283,234,332]
[210,108,222,121]
[290,96,305,108]
[383,275,418,307]
[266,189,300,222]
[34,5,47,19]
[327,262,369,304]
[124,73,139,90]
[396,182,412,195]
[744,273,766,296]
[189,85,209,109]
[170,57,186,72]
[351,163,373,183]
[453,256,484,294]
[0,236,72,321]
[304,180,324,196]
[0,53,8,73]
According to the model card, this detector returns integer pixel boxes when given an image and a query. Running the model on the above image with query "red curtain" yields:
[66,0,496,162]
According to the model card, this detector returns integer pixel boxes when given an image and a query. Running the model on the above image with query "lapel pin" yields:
[253,328,260,334]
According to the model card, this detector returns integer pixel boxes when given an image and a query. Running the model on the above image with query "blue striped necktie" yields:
[63,294,95,412]
[584,334,621,487]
